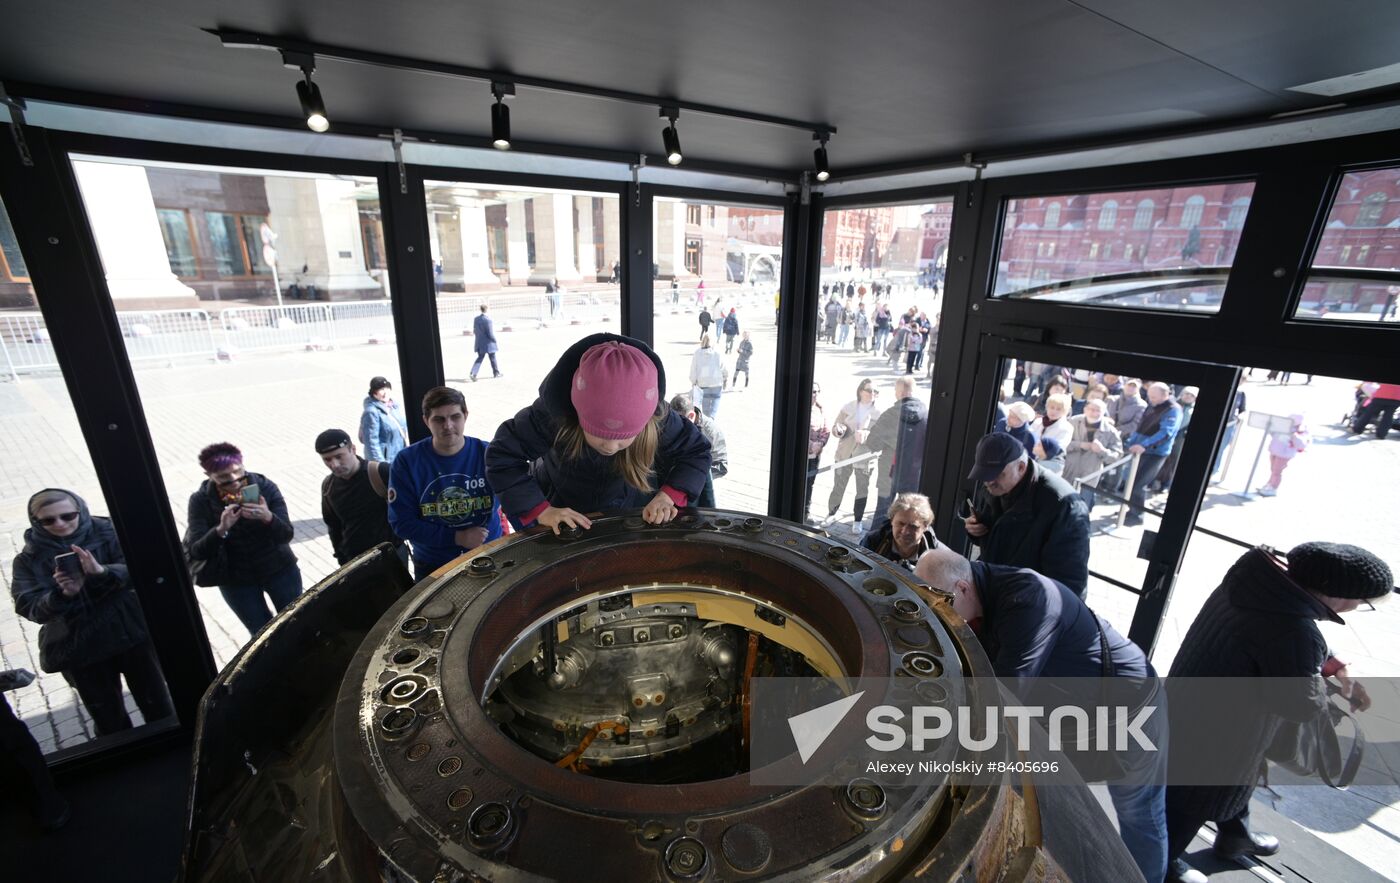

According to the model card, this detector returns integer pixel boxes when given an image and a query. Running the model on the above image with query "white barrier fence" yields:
[0,290,635,379]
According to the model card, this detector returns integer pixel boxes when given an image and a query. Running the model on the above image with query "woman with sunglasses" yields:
[183,442,302,636]
[10,489,174,736]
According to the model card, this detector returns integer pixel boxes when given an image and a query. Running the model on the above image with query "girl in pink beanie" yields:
[486,334,712,533]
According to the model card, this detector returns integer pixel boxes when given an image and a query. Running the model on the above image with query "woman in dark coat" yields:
[1164,542,1393,883]
[10,489,173,736]
[184,443,302,636]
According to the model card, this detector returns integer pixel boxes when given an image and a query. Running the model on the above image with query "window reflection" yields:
[993,183,1256,313]
[1295,167,1400,323]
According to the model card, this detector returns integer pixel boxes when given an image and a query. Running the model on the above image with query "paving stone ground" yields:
[1,287,1397,875]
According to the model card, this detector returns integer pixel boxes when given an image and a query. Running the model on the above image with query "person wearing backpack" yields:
[315,429,407,567]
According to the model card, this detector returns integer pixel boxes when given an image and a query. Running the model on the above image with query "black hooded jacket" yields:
[1166,547,1333,822]
[866,394,928,496]
[971,460,1090,598]
[10,490,150,673]
[184,471,297,584]
[485,333,711,523]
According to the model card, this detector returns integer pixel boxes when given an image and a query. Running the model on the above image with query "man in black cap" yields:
[961,430,1090,598]
[1164,542,1394,883]
[315,429,406,567]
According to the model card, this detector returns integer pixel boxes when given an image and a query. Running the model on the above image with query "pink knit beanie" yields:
[571,342,659,439]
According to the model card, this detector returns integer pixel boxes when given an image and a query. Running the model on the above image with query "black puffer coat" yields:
[10,490,150,673]
[184,471,297,584]
[970,461,1090,598]
[1166,547,1332,822]
[486,333,711,523]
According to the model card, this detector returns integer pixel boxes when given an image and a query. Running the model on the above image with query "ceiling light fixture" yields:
[491,81,514,150]
[222,32,838,173]
[282,50,329,133]
[813,132,831,182]
[660,106,682,166]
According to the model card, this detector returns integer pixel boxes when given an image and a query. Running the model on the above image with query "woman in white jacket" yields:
[689,334,727,418]
[1031,393,1075,452]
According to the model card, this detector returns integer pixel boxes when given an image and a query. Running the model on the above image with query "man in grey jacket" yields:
[671,393,728,507]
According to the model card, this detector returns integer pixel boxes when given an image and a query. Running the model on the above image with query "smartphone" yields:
[54,551,82,578]
[241,484,262,504]
[957,497,975,520]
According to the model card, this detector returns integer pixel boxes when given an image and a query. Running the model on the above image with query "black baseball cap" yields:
[967,431,1026,482]
[315,428,352,454]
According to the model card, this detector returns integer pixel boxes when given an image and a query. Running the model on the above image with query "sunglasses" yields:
[38,511,80,526]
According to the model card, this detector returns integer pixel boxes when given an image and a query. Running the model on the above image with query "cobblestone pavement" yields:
[1,290,1397,873]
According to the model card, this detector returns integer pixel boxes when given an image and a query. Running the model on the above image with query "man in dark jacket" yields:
[916,547,1165,883]
[1163,542,1394,883]
[866,377,929,523]
[470,303,501,381]
[1124,382,1182,526]
[184,443,303,636]
[316,429,407,567]
[962,431,1090,598]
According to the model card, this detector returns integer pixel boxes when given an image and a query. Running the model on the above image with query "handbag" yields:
[186,528,230,588]
[1265,690,1365,789]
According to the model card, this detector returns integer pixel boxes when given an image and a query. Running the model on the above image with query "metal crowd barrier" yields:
[1071,450,1142,529]
[1,289,628,379]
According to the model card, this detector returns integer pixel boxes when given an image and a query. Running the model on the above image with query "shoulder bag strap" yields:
[366,461,389,499]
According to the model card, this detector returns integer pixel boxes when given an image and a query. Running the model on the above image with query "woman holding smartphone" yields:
[10,489,174,736]
[184,442,303,635]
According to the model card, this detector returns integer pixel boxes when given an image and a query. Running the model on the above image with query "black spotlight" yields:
[491,82,513,150]
[813,133,831,182]
[660,106,682,166]
[296,69,329,133]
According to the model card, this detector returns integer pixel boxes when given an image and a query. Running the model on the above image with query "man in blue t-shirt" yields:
[388,386,503,580]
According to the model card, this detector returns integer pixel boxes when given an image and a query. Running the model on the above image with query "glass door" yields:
[959,337,1238,655]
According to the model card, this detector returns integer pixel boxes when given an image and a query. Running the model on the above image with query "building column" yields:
[454,197,502,290]
[530,193,581,285]
[505,198,531,285]
[69,161,198,308]
[574,196,598,281]
[655,200,690,280]
[601,206,621,283]
[262,178,382,300]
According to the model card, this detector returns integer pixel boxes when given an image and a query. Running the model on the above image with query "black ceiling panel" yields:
[1,0,1392,174]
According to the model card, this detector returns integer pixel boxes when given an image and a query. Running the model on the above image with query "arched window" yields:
[1180,195,1206,229]
[1226,197,1251,229]
[1357,192,1388,226]
[1044,201,1061,229]
[1132,199,1154,230]
[1097,200,1118,230]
